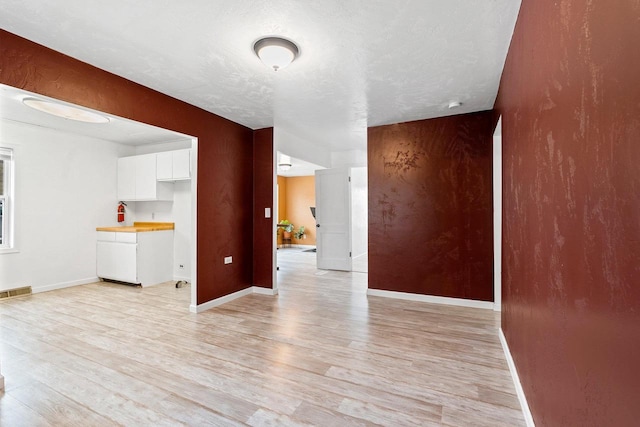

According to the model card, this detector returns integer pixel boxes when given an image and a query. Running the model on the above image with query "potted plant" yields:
[294,225,306,240]
[279,219,294,240]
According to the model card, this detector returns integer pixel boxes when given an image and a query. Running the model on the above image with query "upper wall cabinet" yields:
[157,149,191,181]
[117,154,173,201]
[117,156,137,200]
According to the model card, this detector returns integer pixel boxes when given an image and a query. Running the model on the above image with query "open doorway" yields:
[276,152,323,270]
[275,151,368,280]
[0,84,199,310]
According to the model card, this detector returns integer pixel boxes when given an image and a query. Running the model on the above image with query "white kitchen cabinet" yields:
[157,149,191,181]
[116,156,136,201]
[96,230,173,286]
[117,154,173,201]
[173,149,191,180]
[135,154,158,199]
[156,152,173,180]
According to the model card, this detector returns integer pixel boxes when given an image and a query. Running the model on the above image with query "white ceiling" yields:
[0,0,521,152]
[277,153,325,177]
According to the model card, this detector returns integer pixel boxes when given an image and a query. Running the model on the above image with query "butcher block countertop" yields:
[96,222,175,233]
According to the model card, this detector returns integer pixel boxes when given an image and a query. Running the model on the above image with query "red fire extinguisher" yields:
[117,202,127,223]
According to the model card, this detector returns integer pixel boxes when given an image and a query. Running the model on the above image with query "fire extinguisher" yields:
[117,202,127,223]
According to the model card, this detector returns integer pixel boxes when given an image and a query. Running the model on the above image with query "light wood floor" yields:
[0,248,524,426]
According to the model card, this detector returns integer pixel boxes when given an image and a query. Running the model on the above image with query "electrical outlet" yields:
[178,264,184,270]
[224,256,232,264]
[151,212,155,219]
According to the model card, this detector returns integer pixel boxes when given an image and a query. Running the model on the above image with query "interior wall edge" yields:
[499,328,536,427]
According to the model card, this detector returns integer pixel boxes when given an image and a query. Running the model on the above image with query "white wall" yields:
[0,120,135,292]
[134,140,191,155]
[332,150,367,168]
[275,127,332,168]
[350,167,368,258]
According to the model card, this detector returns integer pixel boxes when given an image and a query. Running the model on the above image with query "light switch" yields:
[265,207,271,218]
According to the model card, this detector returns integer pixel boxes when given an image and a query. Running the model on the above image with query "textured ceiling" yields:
[0,0,521,152]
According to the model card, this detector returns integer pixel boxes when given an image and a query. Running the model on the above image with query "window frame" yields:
[0,147,14,252]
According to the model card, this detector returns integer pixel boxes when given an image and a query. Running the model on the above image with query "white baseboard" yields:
[367,288,494,310]
[173,275,190,283]
[33,277,100,294]
[280,244,315,249]
[189,286,278,313]
[499,328,535,427]
[252,286,278,295]
[190,287,253,313]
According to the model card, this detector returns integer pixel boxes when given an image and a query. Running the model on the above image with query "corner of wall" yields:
[499,328,536,427]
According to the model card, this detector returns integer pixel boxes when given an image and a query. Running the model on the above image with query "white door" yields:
[315,168,352,271]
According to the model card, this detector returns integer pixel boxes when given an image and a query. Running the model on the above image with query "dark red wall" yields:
[368,112,494,301]
[0,29,259,304]
[253,128,274,289]
[495,0,640,425]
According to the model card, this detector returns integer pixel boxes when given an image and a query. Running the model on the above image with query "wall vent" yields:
[0,286,32,300]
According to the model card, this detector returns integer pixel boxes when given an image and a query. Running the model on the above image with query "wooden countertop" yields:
[96,222,175,232]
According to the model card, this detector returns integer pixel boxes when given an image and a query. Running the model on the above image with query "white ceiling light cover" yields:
[23,98,110,123]
[279,153,292,170]
[254,37,299,71]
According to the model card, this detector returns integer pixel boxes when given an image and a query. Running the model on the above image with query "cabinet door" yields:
[135,154,157,200]
[156,152,173,180]
[172,149,191,180]
[97,241,138,283]
[116,243,138,282]
[97,241,117,279]
[117,157,136,201]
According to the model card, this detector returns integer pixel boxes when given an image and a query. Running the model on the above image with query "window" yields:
[0,147,13,250]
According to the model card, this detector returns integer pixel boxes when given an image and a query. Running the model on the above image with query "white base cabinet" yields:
[96,231,173,286]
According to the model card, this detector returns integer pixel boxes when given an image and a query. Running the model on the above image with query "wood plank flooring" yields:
[0,248,524,426]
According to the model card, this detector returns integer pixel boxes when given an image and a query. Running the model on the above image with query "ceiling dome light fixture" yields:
[22,97,110,123]
[448,101,463,109]
[254,37,299,71]
[278,154,293,171]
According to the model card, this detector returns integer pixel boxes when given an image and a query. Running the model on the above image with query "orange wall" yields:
[276,176,287,246]
[284,176,316,245]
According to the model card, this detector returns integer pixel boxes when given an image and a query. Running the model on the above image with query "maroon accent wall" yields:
[252,128,274,289]
[0,29,256,304]
[495,1,640,425]
[368,112,494,301]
